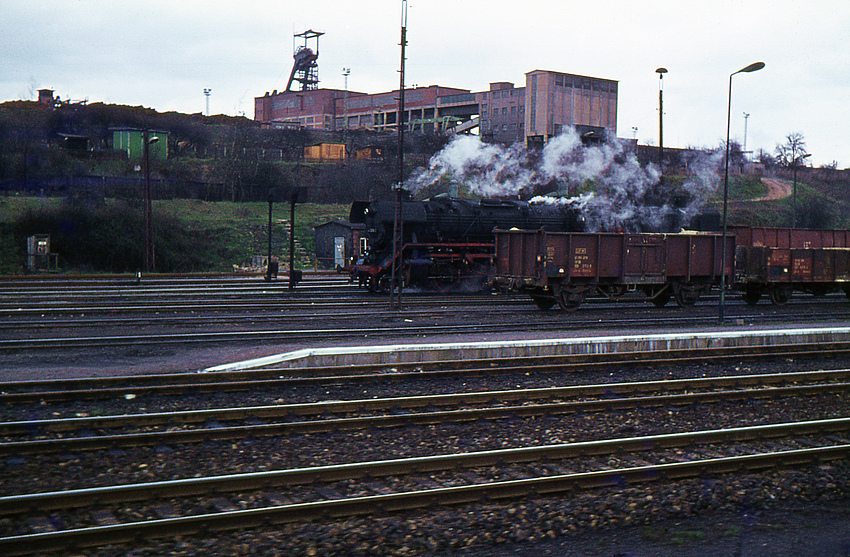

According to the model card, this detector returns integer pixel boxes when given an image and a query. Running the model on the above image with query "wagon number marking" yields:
[574,247,592,270]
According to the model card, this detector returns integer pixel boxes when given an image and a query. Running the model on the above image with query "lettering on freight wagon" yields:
[573,246,593,275]
[792,257,812,276]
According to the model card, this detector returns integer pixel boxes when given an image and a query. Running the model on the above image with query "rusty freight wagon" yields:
[494,229,735,311]
[731,226,850,305]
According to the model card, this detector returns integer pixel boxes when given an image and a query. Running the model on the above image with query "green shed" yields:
[112,128,168,160]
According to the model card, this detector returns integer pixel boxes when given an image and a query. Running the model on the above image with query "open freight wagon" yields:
[730,226,850,305]
[493,229,735,311]
[495,227,850,311]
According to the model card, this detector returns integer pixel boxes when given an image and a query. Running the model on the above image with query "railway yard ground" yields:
[1,273,849,556]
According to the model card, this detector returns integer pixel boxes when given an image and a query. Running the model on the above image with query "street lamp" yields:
[792,152,812,228]
[342,68,350,133]
[656,67,667,174]
[143,132,159,273]
[719,61,765,323]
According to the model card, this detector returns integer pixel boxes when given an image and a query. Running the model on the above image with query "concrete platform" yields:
[203,326,850,372]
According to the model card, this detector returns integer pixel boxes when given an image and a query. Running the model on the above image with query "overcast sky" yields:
[3,0,848,167]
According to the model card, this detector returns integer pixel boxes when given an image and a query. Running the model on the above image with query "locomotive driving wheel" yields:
[378,275,393,293]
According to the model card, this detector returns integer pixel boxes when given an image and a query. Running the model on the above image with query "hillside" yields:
[2,100,849,274]
[0,197,349,274]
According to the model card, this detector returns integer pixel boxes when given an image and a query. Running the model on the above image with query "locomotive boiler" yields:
[347,195,584,292]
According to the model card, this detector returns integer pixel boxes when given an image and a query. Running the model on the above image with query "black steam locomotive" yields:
[347,195,585,292]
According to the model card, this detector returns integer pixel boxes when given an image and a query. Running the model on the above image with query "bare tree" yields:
[774,132,808,167]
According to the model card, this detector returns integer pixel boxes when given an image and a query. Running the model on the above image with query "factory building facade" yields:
[254,69,617,146]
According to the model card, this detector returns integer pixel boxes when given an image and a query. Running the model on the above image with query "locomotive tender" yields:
[493,226,850,311]
[347,196,584,292]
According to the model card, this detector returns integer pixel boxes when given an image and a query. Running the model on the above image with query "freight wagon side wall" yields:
[665,234,732,282]
[496,230,736,289]
[740,246,850,284]
[731,226,850,249]
[495,230,543,285]
[541,233,631,283]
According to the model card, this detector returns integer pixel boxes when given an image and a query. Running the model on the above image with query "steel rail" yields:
[1,348,849,405]
[0,293,512,311]
[6,369,848,432]
[3,379,848,455]
[0,303,520,331]
[0,434,847,554]
[3,307,850,351]
[0,308,612,350]
[3,417,848,514]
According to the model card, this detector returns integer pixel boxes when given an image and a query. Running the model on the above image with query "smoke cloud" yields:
[404,127,723,232]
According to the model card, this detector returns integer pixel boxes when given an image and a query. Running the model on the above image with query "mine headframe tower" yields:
[286,29,324,92]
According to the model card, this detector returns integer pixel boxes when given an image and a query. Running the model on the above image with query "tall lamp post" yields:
[655,68,667,174]
[719,61,765,323]
[143,131,159,273]
[792,152,811,228]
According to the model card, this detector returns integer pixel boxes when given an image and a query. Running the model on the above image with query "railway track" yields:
[3,369,849,455]
[1,418,847,555]
[3,343,850,404]
[2,279,849,356]
[2,274,849,555]
[3,309,850,353]
[3,275,850,361]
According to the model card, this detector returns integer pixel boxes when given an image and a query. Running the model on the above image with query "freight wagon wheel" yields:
[555,286,586,312]
[530,295,556,310]
[742,289,762,306]
[768,286,793,306]
[648,287,671,308]
[673,284,700,307]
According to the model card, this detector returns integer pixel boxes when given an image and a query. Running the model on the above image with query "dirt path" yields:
[755,177,793,201]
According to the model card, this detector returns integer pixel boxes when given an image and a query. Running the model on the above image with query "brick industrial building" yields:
[254,69,618,146]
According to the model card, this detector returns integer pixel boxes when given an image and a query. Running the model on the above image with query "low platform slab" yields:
[203,326,850,372]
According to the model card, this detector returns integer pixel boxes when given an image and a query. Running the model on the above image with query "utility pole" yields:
[390,0,407,310]
[655,68,667,175]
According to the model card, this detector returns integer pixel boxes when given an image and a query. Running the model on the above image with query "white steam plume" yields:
[404,128,723,232]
